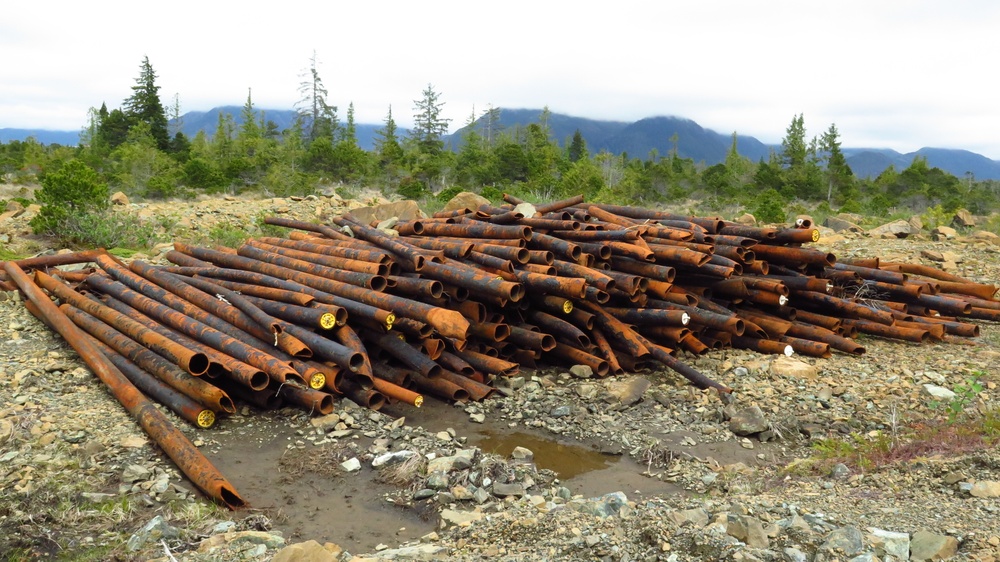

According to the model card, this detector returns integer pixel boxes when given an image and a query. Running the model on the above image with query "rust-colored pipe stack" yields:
[4,195,998,508]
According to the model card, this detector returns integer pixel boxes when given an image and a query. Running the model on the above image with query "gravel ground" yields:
[2,192,1000,561]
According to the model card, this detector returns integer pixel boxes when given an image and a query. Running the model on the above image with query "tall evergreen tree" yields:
[123,56,169,151]
[296,50,338,141]
[373,105,403,173]
[408,84,452,188]
[819,123,854,203]
[568,129,587,163]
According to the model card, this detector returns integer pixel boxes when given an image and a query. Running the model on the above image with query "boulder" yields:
[729,406,770,436]
[110,191,130,206]
[272,539,342,562]
[952,208,976,227]
[349,200,425,224]
[866,527,909,560]
[868,220,915,239]
[908,214,925,231]
[970,480,1000,497]
[442,192,489,213]
[770,356,818,380]
[735,213,757,226]
[823,216,864,233]
[605,376,651,406]
[910,530,958,560]
[930,225,957,240]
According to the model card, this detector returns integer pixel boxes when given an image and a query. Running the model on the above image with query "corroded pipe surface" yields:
[4,262,245,509]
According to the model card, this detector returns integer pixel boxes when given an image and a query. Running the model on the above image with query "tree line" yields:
[3,55,1000,245]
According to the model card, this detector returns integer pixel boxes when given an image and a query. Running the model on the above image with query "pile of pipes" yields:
[2,194,997,507]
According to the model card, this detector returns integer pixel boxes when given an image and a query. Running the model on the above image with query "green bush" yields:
[751,188,787,224]
[30,159,109,235]
[396,177,429,200]
[436,186,464,204]
[56,210,161,250]
[480,185,504,203]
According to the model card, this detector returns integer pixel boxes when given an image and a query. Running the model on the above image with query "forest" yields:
[3,56,1000,250]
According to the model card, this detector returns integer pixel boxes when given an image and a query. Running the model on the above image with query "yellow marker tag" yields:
[197,410,216,429]
[811,229,820,242]
[413,396,424,408]
[320,313,337,330]
[311,373,326,389]
[562,300,573,314]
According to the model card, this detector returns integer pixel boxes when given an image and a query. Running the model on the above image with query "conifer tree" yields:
[123,56,169,151]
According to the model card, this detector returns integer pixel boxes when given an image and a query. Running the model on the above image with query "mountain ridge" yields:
[5,107,999,180]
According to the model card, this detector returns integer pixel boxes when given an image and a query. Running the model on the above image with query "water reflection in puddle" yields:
[472,430,615,479]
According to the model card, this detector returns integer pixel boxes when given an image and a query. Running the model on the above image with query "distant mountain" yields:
[0,128,79,145]
[449,110,772,164]
[171,106,393,151]
[844,147,1000,180]
[6,106,1000,180]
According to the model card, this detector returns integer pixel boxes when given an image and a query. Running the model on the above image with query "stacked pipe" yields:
[2,195,998,505]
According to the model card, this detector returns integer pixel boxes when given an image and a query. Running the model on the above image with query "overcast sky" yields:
[3,1,999,159]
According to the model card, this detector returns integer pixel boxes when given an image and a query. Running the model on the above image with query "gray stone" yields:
[549,405,572,417]
[413,488,435,500]
[569,365,594,379]
[923,384,956,400]
[426,472,450,490]
[372,450,417,468]
[605,376,651,406]
[339,457,361,472]
[729,405,770,436]
[727,514,770,549]
[426,454,473,473]
[783,547,808,562]
[575,384,600,399]
[492,482,525,497]
[472,487,491,504]
[817,526,864,558]
[866,527,909,560]
[770,357,818,380]
[910,530,958,560]
[511,446,534,461]
[570,491,628,518]
[830,463,851,480]
[668,507,710,527]
[440,509,483,527]
[350,200,425,223]
[126,515,179,551]
[370,543,447,560]
[847,554,879,562]
[122,464,152,483]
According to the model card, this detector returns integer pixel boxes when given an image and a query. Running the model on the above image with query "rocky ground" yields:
[1,189,1000,561]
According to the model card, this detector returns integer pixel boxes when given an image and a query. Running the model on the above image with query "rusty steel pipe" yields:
[839,318,929,343]
[636,335,731,392]
[527,233,582,261]
[85,275,302,386]
[778,336,833,358]
[240,294,343,329]
[238,244,387,291]
[769,227,820,245]
[437,369,493,401]
[456,349,519,377]
[95,293,271,389]
[506,325,557,352]
[408,371,470,402]
[3,262,245,509]
[527,310,591,349]
[405,259,524,303]
[549,343,609,376]
[28,300,222,428]
[201,277,315,306]
[257,236,392,264]
[368,332,442,378]
[63,304,235,414]
[791,290,896,325]
[170,265,395,332]
[372,377,424,407]
[609,256,676,283]
[436,351,477,377]
[328,215,426,271]
[276,383,335,415]
[551,260,616,291]
[34,272,210,376]
[731,336,794,357]
[246,240,389,276]
[784,320,866,355]
[174,244,467,339]
[411,221,533,241]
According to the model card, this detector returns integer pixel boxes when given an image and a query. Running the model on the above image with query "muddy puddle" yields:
[206,400,683,553]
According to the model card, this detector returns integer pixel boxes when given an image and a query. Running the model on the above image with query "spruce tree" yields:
[123,56,169,151]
